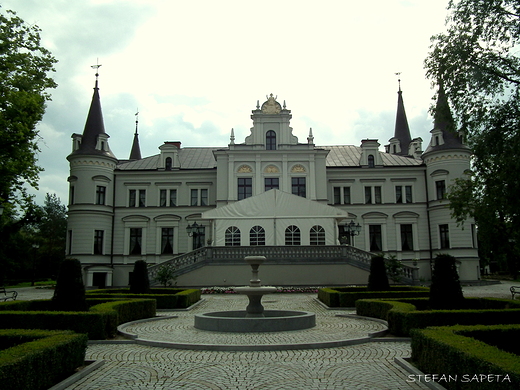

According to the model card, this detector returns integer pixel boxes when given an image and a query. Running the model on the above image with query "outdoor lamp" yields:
[346,220,361,236]
[186,222,200,237]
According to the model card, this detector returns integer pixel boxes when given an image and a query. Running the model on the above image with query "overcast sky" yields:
[2,0,451,206]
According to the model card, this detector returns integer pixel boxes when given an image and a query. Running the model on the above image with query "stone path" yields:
[12,281,517,389]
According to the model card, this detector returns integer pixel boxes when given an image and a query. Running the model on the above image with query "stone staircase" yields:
[148,245,419,286]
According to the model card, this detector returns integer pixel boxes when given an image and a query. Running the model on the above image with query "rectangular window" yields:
[439,224,450,249]
[170,189,177,207]
[129,228,142,255]
[238,178,252,200]
[96,186,106,205]
[160,189,177,207]
[436,180,446,200]
[405,186,413,203]
[396,186,402,203]
[69,186,75,205]
[374,186,382,204]
[161,228,174,254]
[400,224,413,251]
[160,189,167,207]
[369,225,382,252]
[94,230,104,255]
[68,230,72,255]
[364,187,372,204]
[200,189,208,206]
[138,190,146,207]
[333,187,351,205]
[129,189,136,207]
[265,177,279,191]
[292,177,306,197]
[191,189,198,206]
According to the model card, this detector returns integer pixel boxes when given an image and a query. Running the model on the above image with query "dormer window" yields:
[266,130,276,150]
[368,155,375,168]
[165,157,172,170]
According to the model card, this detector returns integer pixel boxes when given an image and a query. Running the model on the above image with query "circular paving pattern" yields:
[118,294,387,350]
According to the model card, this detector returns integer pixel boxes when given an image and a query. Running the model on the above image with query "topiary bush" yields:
[367,255,390,291]
[429,253,464,309]
[129,260,150,294]
[51,259,87,311]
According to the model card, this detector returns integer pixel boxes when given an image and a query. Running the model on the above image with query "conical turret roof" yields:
[393,87,412,156]
[69,79,116,159]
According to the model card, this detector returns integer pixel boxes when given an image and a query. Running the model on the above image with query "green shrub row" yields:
[411,325,520,390]
[318,286,429,307]
[356,298,520,336]
[86,288,201,309]
[0,329,88,390]
[0,298,156,339]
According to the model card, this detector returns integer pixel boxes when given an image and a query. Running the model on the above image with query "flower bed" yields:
[201,286,320,294]
[318,286,430,307]
[86,288,201,309]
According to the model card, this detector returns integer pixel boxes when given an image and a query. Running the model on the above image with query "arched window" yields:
[285,225,301,246]
[165,157,172,170]
[225,226,241,246]
[266,130,276,150]
[310,225,325,245]
[368,154,375,168]
[250,226,265,246]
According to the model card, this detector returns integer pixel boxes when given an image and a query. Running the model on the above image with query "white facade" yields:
[67,88,480,287]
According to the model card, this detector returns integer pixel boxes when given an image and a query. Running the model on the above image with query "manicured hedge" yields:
[318,286,429,307]
[0,329,88,390]
[411,325,520,390]
[0,298,156,339]
[86,288,201,309]
[356,297,520,336]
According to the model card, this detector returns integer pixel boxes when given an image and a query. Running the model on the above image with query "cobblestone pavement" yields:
[12,282,518,389]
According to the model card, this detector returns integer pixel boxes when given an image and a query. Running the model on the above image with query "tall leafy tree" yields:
[0,8,57,211]
[425,0,520,276]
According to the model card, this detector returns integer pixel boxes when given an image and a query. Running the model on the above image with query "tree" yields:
[367,255,390,291]
[52,258,87,311]
[425,0,520,276]
[154,263,177,287]
[0,8,57,212]
[130,260,150,294]
[429,254,465,310]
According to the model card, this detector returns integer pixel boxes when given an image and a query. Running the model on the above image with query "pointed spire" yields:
[393,76,412,156]
[71,64,115,159]
[129,110,142,160]
[307,127,314,144]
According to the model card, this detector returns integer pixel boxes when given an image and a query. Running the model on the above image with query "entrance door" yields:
[92,272,107,288]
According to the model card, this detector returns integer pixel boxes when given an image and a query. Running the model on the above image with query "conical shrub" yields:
[429,254,464,309]
[129,260,150,294]
[367,255,390,291]
[52,258,87,311]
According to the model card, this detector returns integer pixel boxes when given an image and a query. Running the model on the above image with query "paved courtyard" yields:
[14,281,517,389]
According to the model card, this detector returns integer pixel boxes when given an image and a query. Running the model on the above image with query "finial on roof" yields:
[256,100,260,109]
[230,128,235,145]
[135,109,139,135]
[91,59,102,88]
[283,100,286,109]
[395,72,402,92]
[307,127,314,144]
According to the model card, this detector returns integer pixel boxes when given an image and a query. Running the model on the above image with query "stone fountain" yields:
[194,256,316,332]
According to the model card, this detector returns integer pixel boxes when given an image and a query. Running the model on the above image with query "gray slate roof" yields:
[117,145,422,171]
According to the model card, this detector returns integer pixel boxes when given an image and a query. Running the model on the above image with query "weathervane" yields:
[395,72,402,91]
[91,59,102,83]
[135,109,139,135]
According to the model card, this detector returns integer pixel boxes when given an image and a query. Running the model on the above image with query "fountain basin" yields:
[194,310,316,332]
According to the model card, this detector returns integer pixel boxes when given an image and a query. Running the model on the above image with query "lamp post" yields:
[341,220,361,245]
[186,222,204,249]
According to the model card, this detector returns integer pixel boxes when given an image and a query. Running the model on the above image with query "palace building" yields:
[66,78,479,287]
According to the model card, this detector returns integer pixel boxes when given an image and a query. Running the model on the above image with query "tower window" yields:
[436,180,446,200]
[439,224,450,249]
[266,130,276,150]
[94,230,104,254]
[96,186,106,205]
